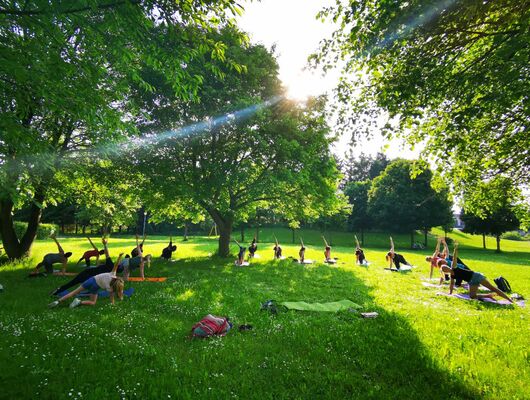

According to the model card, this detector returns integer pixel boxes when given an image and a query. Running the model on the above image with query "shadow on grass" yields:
[0,255,480,399]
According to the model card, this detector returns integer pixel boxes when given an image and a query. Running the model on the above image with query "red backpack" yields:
[191,315,232,338]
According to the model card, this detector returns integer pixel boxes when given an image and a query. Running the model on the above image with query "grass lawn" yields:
[0,230,528,399]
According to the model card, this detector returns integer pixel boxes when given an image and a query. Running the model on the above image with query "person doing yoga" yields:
[234,239,247,266]
[299,238,306,263]
[161,236,177,261]
[248,237,258,259]
[50,237,124,296]
[426,237,449,281]
[441,242,514,304]
[121,234,151,281]
[131,234,146,257]
[386,236,411,270]
[273,236,282,259]
[322,236,334,263]
[49,254,125,308]
[77,237,105,267]
[355,235,368,265]
[32,233,72,276]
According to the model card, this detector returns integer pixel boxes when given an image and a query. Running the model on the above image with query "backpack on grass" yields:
[494,276,512,293]
[191,315,232,338]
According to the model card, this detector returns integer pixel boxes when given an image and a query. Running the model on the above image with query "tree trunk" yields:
[255,225,259,242]
[482,234,486,249]
[292,227,295,244]
[183,222,188,241]
[361,229,364,246]
[0,188,44,259]
[75,223,78,234]
[496,235,501,253]
[82,225,86,234]
[207,208,233,257]
[424,229,428,248]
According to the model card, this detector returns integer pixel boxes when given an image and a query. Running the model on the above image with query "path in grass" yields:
[0,234,528,399]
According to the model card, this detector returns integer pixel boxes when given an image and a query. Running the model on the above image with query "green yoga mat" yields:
[280,300,361,312]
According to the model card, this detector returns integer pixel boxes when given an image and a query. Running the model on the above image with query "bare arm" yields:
[433,238,441,258]
[87,237,98,251]
[51,235,64,255]
[322,236,328,247]
[449,275,455,294]
[111,253,124,276]
[355,235,360,249]
[442,239,449,258]
[101,237,110,258]
[141,235,146,246]
[389,236,394,253]
[300,238,304,247]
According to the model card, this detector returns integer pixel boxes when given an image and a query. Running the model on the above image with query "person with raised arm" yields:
[49,254,125,308]
[354,235,368,265]
[441,242,514,303]
[426,237,448,280]
[386,236,411,270]
[122,234,151,281]
[233,239,247,266]
[322,236,333,263]
[77,237,105,267]
[131,234,146,257]
[299,238,306,263]
[31,233,72,276]
[161,236,177,261]
[273,236,282,259]
[248,237,258,259]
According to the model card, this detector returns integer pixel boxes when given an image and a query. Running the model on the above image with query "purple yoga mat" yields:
[436,292,524,307]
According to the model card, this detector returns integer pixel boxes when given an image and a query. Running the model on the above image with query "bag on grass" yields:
[191,314,232,338]
[494,276,512,293]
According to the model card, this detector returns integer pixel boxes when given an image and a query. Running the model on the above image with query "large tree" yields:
[133,38,344,256]
[368,159,453,247]
[0,0,244,259]
[315,0,530,194]
[343,181,371,243]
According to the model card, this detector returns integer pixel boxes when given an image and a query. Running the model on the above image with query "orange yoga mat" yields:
[127,277,167,282]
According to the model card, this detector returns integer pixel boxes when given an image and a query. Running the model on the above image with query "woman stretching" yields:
[273,236,282,259]
[50,237,123,296]
[49,254,125,308]
[77,237,105,267]
[248,237,258,259]
[161,236,177,261]
[322,236,334,263]
[355,235,367,265]
[386,237,411,270]
[122,235,151,281]
[425,237,449,281]
[234,239,246,266]
[32,233,72,276]
[299,238,306,263]
[131,234,146,257]
[441,242,514,304]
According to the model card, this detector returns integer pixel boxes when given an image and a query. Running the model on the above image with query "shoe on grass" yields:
[69,298,81,308]
[48,300,59,308]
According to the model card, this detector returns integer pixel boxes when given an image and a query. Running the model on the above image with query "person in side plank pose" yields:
[31,233,72,276]
[355,235,368,265]
[386,236,412,270]
[77,237,105,267]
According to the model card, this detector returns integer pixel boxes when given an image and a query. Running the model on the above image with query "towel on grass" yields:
[436,292,524,307]
[280,299,362,312]
[385,265,413,272]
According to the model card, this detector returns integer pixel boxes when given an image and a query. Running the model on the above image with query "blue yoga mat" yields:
[56,287,134,298]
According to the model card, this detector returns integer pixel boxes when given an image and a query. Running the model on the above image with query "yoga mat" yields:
[53,271,78,276]
[385,265,413,272]
[234,261,250,266]
[56,287,135,298]
[422,282,489,291]
[250,254,261,259]
[280,299,362,312]
[127,277,167,282]
[357,262,370,266]
[299,259,314,264]
[436,292,524,307]
[324,259,337,264]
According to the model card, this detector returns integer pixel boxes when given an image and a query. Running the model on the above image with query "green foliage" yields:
[501,231,525,241]
[9,222,57,240]
[343,180,371,232]
[368,159,453,234]
[0,234,528,399]
[315,0,530,188]
[341,151,390,184]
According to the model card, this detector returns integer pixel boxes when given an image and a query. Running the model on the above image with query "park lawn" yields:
[0,232,528,400]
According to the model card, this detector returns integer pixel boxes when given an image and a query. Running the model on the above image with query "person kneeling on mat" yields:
[441,242,514,304]
[234,239,246,266]
[31,233,72,276]
[386,236,411,270]
[122,234,151,281]
[49,253,125,308]
[161,236,177,261]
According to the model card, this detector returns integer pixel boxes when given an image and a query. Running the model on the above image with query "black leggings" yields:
[393,254,409,269]
[53,258,116,294]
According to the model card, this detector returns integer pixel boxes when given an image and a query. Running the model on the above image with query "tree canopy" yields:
[315,0,530,194]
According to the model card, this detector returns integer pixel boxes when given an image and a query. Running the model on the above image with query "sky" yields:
[237,0,420,162]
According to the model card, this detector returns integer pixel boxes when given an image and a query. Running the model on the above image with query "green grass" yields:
[0,231,528,399]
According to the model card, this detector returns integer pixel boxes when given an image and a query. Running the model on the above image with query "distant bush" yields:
[12,222,58,240]
[501,231,524,241]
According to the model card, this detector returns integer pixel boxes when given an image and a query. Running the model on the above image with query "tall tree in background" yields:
[461,177,522,252]
[315,0,530,196]
[368,159,453,247]
[341,150,389,184]
[133,37,345,256]
[343,181,371,243]
[0,1,244,259]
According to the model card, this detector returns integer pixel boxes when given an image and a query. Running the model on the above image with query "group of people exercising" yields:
[36,230,514,308]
